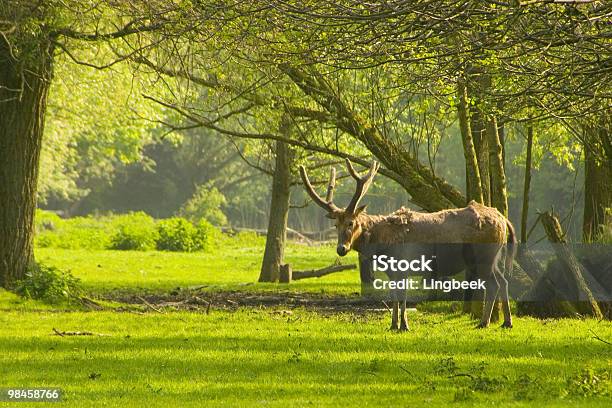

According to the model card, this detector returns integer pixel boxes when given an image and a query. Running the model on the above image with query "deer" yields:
[298,159,517,331]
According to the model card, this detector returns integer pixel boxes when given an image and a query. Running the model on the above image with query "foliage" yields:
[34,209,63,234]
[179,186,228,226]
[221,230,266,249]
[14,264,82,304]
[34,210,223,253]
[39,47,164,203]
[35,211,113,250]
[156,218,202,252]
[566,368,611,398]
[596,209,612,244]
[195,219,221,251]
[109,212,158,251]
[513,374,543,401]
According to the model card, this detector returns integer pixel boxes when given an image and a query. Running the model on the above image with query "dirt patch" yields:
[103,290,400,314]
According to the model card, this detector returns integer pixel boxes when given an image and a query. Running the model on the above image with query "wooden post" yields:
[279,264,292,283]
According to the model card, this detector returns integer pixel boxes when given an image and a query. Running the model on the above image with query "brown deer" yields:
[299,159,516,331]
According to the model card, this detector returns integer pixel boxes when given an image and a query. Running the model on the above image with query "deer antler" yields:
[299,165,341,214]
[345,159,380,214]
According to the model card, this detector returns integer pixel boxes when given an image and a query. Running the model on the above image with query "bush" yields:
[157,217,200,252]
[33,211,221,252]
[15,264,82,304]
[35,209,63,233]
[109,212,158,250]
[228,230,266,248]
[195,219,220,251]
[35,214,112,250]
[566,368,610,397]
[179,186,228,226]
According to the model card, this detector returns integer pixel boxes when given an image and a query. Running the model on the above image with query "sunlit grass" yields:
[0,302,610,407]
[35,245,361,295]
[6,243,609,406]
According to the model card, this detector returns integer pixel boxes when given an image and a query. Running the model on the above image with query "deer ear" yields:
[354,205,367,215]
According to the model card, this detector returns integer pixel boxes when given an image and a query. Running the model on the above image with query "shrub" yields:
[35,214,112,250]
[157,217,199,252]
[224,230,266,248]
[179,186,227,226]
[156,217,219,252]
[15,264,82,304]
[35,209,63,233]
[109,212,158,250]
[33,211,222,252]
[195,219,221,251]
[566,367,610,397]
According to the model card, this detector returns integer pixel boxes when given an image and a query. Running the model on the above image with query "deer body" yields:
[299,160,516,331]
[350,203,507,248]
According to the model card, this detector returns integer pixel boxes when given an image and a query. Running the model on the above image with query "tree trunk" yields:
[583,133,612,241]
[457,79,484,204]
[498,121,506,169]
[521,126,534,243]
[540,211,603,318]
[471,111,490,205]
[0,37,54,288]
[486,115,508,216]
[258,119,293,282]
[467,71,490,206]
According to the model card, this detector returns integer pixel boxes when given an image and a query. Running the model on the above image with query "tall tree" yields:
[487,116,508,216]
[583,118,612,241]
[457,77,484,204]
[0,17,54,287]
[259,117,294,282]
[0,1,169,287]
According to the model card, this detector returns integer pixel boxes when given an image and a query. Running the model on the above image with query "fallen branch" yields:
[589,329,612,346]
[79,296,104,310]
[52,328,110,337]
[292,264,356,280]
[185,296,212,314]
[449,373,475,379]
[136,296,165,314]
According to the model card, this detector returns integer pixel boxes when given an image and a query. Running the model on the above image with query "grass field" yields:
[1,294,610,407]
[35,245,360,295]
[1,243,610,407]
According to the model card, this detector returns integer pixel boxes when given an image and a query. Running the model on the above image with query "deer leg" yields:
[478,265,500,328]
[390,300,399,331]
[399,297,409,332]
[496,267,513,328]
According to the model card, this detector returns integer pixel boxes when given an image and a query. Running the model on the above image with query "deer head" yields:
[299,159,380,256]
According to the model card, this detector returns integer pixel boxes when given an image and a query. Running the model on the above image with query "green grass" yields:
[35,245,361,295]
[0,292,610,407]
[2,244,609,406]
